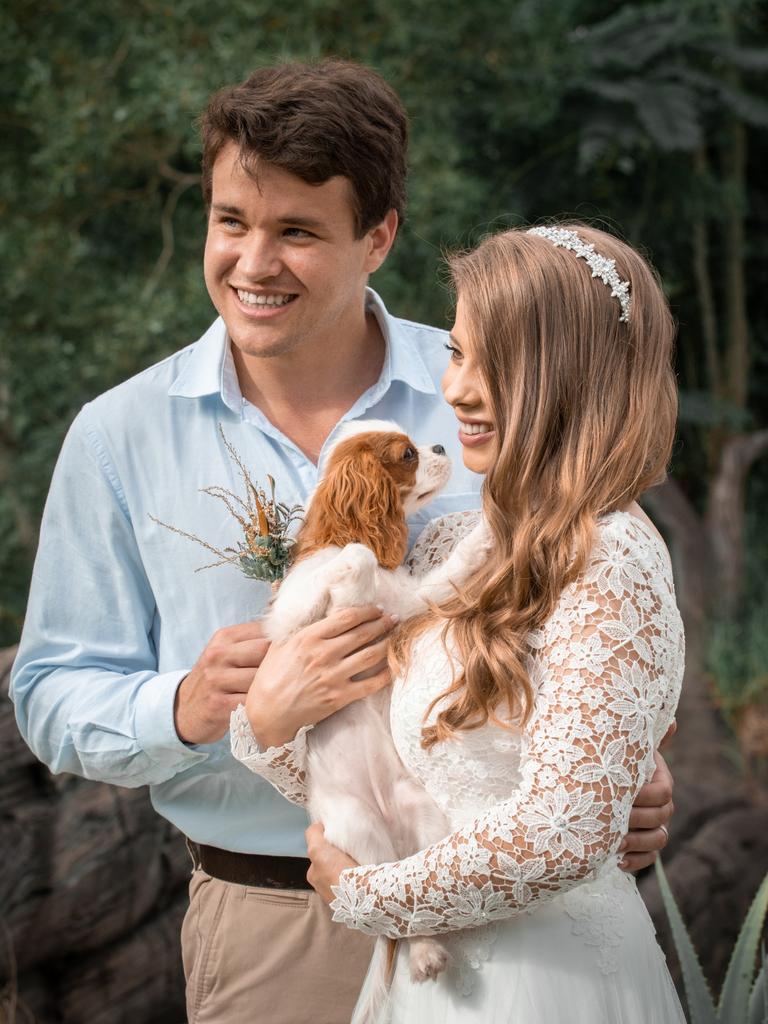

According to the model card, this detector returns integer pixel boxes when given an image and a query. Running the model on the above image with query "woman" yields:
[234,224,686,1022]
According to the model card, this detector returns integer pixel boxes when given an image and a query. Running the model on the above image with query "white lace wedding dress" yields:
[231,510,687,1023]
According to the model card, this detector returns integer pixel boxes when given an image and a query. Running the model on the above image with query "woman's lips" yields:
[457,421,495,447]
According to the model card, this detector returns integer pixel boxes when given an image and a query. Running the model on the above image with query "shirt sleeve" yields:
[330,524,682,938]
[230,704,312,807]
[10,408,208,787]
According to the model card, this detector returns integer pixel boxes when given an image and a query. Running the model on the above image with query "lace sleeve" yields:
[330,516,684,938]
[406,509,482,576]
[230,704,312,807]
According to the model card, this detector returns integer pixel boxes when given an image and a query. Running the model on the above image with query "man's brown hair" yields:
[200,60,409,237]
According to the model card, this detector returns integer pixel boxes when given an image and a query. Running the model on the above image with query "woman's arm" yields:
[328,523,683,938]
[230,703,313,806]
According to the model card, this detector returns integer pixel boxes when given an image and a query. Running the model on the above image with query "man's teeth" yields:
[237,290,296,307]
[460,422,493,435]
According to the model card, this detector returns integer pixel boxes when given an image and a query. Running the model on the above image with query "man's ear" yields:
[363,209,399,275]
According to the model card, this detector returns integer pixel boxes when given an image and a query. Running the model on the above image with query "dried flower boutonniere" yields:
[150,426,303,583]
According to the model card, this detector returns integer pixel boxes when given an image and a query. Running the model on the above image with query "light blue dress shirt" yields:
[11,289,482,856]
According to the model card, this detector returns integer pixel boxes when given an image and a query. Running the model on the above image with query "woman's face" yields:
[441,295,497,475]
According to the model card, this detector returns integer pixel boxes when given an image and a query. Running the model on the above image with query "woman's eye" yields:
[443,343,462,361]
[403,446,416,461]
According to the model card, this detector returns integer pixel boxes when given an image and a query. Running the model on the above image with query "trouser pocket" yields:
[181,870,230,1022]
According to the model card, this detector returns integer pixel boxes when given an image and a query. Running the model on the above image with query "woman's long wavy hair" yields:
[392,224,678,749]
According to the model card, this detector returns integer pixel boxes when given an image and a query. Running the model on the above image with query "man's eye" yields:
[402,446,416,461]
[283,227,312,238]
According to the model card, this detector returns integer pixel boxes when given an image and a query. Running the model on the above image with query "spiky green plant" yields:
[655,860,768,1023]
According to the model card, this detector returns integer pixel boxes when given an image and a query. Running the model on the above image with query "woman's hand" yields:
[245,605,398,749]
[305,823,359,903]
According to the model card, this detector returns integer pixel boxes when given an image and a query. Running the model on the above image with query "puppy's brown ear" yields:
[298,447,409,569]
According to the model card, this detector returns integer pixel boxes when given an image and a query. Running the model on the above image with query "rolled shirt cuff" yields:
[134,669,209,772]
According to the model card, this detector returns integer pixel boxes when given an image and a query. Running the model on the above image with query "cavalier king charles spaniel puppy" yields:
[264,420,491,985]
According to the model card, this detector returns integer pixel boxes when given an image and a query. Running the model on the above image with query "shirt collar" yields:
[167,318,241,411]
[167,287,437,408]
[365,288,437,396]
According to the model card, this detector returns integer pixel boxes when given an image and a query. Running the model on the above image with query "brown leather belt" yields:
[187,841,312,890]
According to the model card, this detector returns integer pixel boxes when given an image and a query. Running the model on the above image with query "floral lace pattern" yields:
[230,706,312,807]
[329,511,684,942]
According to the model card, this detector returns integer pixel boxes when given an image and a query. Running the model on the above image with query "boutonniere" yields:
[150,426,303,583]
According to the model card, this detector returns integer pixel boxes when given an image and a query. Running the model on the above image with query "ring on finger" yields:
[659,824,669,841]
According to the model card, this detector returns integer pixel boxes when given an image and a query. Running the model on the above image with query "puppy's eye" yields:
[402,446,416,461]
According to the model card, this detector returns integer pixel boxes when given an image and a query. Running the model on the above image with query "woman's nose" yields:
[431,444,446,455]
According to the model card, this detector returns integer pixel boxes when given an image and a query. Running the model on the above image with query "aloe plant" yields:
[655,860,768,1024]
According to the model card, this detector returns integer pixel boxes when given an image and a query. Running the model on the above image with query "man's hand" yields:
[175,621,270,744]
[245,605,398,749]
[619,748,674,871]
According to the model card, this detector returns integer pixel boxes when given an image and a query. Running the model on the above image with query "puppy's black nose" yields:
[431,444,446,455]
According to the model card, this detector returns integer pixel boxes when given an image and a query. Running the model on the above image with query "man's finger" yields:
[228,638,272,667]
[620,851,658,873]
[627,801,673,832]
[632,753,673,807]
[215,620,267,643]
[660,719,677,749]
[621,825,670,855]
[223,668,271,695]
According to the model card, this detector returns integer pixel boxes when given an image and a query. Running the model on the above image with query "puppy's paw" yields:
[328,544,378,604]
[408,938,451,983]
[338,543,378,571]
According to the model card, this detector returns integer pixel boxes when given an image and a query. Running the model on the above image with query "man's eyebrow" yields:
[212,203,245,216]
[276,215,326,229]
[210,205,326,230]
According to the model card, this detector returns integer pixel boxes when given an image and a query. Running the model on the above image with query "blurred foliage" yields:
[1,0,767,667]
[709,473,768,716]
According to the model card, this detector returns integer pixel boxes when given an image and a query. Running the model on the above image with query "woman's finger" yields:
[313,605,388,640]
[305,822,325,849]
[330,613,399,658]
[342,635,391,676]
[343,666,392,706]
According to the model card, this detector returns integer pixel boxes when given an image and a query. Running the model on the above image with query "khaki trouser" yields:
[181,868,375,1024]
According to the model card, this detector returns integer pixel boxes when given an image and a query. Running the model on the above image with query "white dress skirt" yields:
[363,865,685,1023]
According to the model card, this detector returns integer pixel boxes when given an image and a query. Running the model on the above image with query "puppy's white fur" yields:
[265,421,491,986]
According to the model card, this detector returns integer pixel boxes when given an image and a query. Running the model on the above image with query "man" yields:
[11,60,673,1024]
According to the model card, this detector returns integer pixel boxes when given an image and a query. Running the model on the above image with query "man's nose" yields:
[238,234,282,279]
[431,444,446,455]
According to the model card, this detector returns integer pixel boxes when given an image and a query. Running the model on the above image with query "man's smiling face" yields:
[203,142,386,364]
